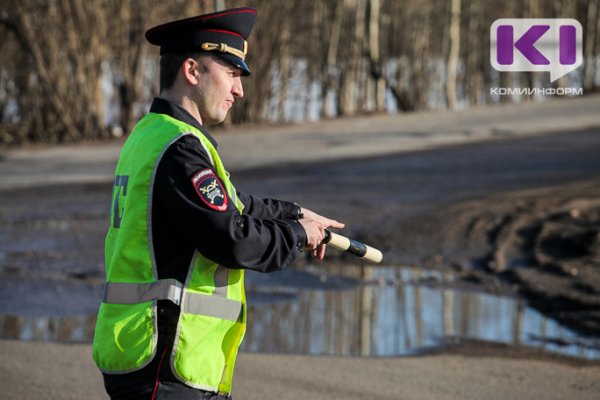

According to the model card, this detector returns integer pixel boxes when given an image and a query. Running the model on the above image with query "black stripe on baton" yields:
[347,239,368,257]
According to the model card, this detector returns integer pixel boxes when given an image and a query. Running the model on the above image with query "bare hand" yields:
[298,219,325,250]
[301,208,345,231]
[298,208,345,260]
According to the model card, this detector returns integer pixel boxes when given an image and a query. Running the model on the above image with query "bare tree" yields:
[584,0,599,91]
[1,1,108,143]
[367,0,385,112]
[446,0,461,110]
[1,0,599,146]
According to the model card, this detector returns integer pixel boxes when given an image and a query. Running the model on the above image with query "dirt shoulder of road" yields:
[1,339,599,400]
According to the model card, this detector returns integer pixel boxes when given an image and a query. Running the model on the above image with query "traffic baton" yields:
[322,229,383,263]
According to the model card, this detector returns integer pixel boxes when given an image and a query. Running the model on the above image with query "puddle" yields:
[0,265,598,359]
[242,266,600,359]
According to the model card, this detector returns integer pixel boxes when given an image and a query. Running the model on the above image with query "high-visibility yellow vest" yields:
[93,112,246,394]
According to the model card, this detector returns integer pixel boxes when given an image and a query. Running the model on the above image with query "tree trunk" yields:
[584,0,598,91]
[446,0,461,110]
[322,0,344,118]
[368,0,385,112]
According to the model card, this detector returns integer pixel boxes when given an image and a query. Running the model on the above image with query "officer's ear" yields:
[182,57,201,86]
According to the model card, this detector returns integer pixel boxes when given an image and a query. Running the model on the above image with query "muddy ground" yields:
[1,124,599,342]
[233,126,600,337]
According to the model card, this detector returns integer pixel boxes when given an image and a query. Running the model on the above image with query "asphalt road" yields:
[233,126,600,228]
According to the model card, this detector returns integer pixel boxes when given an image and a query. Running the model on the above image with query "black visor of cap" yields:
[145,7,256,76]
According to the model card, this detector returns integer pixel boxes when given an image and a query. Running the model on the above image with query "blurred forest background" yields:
[0,0,599,146]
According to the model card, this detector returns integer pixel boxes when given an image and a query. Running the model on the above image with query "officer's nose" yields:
[232,77,244,98]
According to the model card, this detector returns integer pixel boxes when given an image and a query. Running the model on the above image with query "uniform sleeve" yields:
[154,135,307,273]
[236,191,302,220]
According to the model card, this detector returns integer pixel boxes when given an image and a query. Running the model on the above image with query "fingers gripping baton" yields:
[322,230,383,264]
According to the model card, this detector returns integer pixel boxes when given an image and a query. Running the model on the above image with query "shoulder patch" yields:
[191,169,228,211]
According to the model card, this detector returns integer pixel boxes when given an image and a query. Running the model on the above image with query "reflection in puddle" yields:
[0,314,97,342]
[242,266,600,359]
[0,265,598,359]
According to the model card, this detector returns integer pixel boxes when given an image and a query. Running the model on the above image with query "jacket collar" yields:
[149,97,218,149]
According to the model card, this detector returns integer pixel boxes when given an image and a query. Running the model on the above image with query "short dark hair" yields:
[159,51,202,92]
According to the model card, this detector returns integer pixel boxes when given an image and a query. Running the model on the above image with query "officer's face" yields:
[193,55,244,125]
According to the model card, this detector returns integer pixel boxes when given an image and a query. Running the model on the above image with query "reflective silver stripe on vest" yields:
[102,279,241,322]
[182,292,242,322]
[103,279,183,305]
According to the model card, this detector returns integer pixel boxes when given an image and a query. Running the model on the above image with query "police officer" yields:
[92,7,344,400]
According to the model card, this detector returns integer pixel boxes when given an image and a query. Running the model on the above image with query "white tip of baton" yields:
[364,245,383,264]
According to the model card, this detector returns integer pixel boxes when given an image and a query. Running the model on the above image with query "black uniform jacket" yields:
[150,97,307,282]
